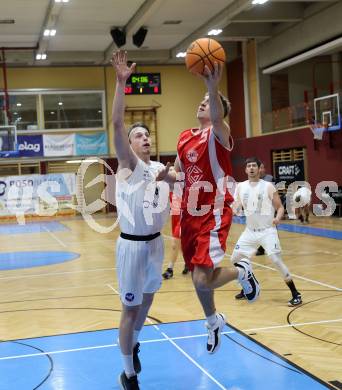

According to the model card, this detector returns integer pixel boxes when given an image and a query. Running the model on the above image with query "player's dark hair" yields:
[204,92,231,118]
[245,157,261,167]
[219,92,231,118]
[127,122,150,138]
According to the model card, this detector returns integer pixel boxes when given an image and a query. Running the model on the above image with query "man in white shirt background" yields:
[232,157,302,307]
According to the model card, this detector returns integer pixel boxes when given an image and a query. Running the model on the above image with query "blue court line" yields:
[0,251,80,270]
[233,216,342,240]
[0,221,69,235]
[0,320,332,390]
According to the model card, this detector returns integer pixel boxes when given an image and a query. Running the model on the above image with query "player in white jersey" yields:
[232,157,302,307]
[112,50,170,390]
[293,186,312,224]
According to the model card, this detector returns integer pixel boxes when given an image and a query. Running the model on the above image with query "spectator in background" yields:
[293,186,312,224]
[259,163,274,183]
[162,191,189,279]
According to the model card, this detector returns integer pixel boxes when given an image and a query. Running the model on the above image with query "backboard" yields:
[314,93,341,131]
[0,125,18,157]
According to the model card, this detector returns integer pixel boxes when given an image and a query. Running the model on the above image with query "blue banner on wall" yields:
[75,133,108,156]
[17,135,44,157]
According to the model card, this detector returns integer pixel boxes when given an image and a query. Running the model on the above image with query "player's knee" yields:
[192,272,210,291]
[269,253,291,280]
[121,304,140,322]
[141,293,154,307]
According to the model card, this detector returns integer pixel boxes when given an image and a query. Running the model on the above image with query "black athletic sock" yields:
[286,279,299,297]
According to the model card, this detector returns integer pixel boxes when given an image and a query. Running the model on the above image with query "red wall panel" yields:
[231,128,342,197]
[227,58,246,139]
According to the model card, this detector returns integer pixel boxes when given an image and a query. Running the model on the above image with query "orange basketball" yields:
[185,38,226,75]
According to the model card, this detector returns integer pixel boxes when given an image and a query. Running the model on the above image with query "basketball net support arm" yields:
[1,48,11,125]
[1,45,38,125]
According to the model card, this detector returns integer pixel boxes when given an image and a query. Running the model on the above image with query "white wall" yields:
[258,1,342,68]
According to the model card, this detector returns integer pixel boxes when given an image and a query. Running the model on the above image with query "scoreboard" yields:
[125,73,161,95]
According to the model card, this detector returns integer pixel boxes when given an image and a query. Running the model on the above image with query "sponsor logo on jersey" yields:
[125,293,135,302]
[186,149,198,163]
[186,165,203,184]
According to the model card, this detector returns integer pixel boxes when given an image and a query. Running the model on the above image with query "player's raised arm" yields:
[111,50,137,170]
[201,63,230,147]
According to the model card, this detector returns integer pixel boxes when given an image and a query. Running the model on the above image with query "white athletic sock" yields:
[122,354,135,377]
[133,329,140,346]
[206,313,217,327]
[236,265,246,282]
[236,259,250,282]
[168,263,174,269]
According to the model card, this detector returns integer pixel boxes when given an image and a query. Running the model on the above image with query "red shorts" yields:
[171,214,181,239]
[180,206,232,272]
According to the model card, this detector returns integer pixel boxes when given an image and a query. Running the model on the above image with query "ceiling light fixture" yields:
[44,29,57,37]
[176,52,187,58]
[208,29,222,36]
[36,53,47,60]
[252,0,269,4]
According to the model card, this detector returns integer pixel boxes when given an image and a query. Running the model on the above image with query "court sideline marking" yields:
[42,225,67,248]
[1,315,341,362]
[0,267,116,281]
[164,234,342,292]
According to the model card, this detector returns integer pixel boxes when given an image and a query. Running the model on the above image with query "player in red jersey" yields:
[159,62,260,354]
[162,191,189,279]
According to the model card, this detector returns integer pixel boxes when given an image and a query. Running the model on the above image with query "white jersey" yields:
[293,187,311,206]
[115,159,170,235]
[235,179,275,230]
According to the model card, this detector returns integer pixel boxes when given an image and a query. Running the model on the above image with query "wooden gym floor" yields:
[0,214,341,389]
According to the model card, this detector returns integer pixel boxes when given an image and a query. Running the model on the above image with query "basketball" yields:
[185,38,226,75]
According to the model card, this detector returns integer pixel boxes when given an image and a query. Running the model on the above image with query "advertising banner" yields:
[75,132,108,156]
[43,134,75,156]
[0,173,76,218]
[17,135,44,157]
[274,160,305,185]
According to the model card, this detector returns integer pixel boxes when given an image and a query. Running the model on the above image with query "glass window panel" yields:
[0,94,38,131]
[42,93,103,129]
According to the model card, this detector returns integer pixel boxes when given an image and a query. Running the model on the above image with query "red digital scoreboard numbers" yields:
[125,73,161,95]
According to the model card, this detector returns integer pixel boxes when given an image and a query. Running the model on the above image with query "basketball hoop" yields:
[310,122,327,140]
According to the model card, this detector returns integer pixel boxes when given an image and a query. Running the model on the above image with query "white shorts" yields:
[232,227,281,258]
[116,235,164,306]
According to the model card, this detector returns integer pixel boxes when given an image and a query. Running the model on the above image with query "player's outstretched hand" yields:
[155,162,172,182]
[111,50,136,83]
[198,62,222,90]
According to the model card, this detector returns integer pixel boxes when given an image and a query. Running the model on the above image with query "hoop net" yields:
[310,122,327,140]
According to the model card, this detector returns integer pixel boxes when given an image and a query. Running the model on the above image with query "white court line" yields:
[42,225,67,248]
[223,253,342,292]
[250,261,342,292]
[2,316,342,362]
[0,267,115,281]
[0,283,112,297]
[107,284,227,390]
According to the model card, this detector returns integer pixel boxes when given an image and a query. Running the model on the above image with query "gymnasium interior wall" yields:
[1,64,228,156]
[231,128,342,203]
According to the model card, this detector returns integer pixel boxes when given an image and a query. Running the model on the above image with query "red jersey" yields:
[177,127,234,212]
